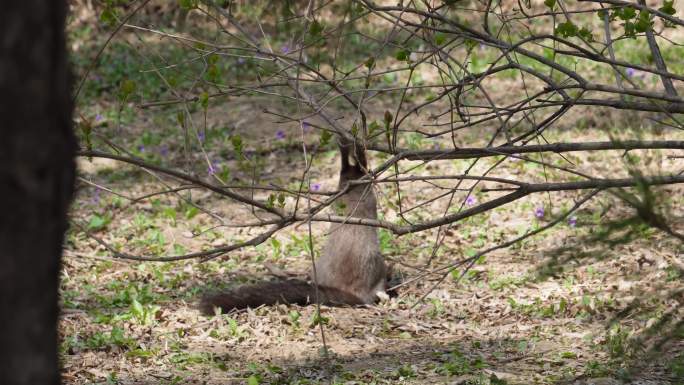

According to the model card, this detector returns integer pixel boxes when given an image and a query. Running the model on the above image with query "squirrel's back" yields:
[199,138,387,314]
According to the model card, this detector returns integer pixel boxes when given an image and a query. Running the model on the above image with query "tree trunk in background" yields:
[0,1,76,385]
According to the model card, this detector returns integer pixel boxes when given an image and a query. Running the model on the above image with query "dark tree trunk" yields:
[0,1,75,385]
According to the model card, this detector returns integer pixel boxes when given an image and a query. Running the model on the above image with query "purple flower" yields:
[302,121,312,132]
[465,195,477,206]
[198,131,205,143]
[534,206,545,219]
[626,68,635,77]
[568,216,577,227]
[311,183,321,192]
[433,142,441,150]
[275,130,286,140]
[208,161,218,175]
[281,45,290,54]
[138,145,145,153]
[91,188,101,205]
[95,114,103,122]
[159,145,169,157]
[237,57,245,64]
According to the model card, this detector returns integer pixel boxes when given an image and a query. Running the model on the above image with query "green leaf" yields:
[319,130,332,147]
[544,0,556,9]
[219,165,230,181]
[351,122,358,137]
[185,206,199,220]
[110,327,126,344]
[87,214,110,231]
[163,207,177,223]
[659,0,676,15]
[173,243,187,255]
[119,79,136,100]
[309,20,324,37]
[100,7,116,26]
[364,57,375,69]
[624,21,636,37]
[368,120,380,137]
[80,120,93,151]
[198,92,209,110]
[578,26,594,41]
[395,49,410,61]
[555,21,578,38]
[230,135,243,156]
[434,33,446,45]
[247,375,260,385]
[288,310,301,324]
[131,299,144,318]
[178,0,198,10]
[464,38,478,50]
[618,6,637,20]
[206,64,221,83]
[310,310,329,326]
[635,11,653,32]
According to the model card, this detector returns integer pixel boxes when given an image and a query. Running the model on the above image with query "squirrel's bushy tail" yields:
[199,280,363,315]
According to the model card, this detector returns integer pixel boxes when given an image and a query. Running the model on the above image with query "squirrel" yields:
[199,138,388,314]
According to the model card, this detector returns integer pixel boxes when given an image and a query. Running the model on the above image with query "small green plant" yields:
[437,349,487,376]
[269,237,282,259]
[85,327,135,351]
[87,213,112,231]
[584,360,612,378]
[126,347,156,359]
[288,310,301,328]
[395,364,415,379]
[310,310,330,327]
[488,274,528,291]
[428,298,445,318]
[665,264,683,282]
[225,316,248,339]
[105,371,118,384]
[284,234,311,256]
[129,298,160,326]
[605,324,632,358]
[378,228,395,254]
[168,352,215,369]
[668,353,684,383]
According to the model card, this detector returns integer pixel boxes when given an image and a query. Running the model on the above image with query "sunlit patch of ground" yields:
[60,101,684,383]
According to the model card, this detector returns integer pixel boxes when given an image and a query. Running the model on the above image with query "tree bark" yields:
[0,1,75,385]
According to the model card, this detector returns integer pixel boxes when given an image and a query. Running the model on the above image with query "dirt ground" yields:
[60,3,684,382]
[60,95,684,384]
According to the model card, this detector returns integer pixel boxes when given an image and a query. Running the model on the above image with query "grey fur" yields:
[312,140,387,303]
[199,139,387,313]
